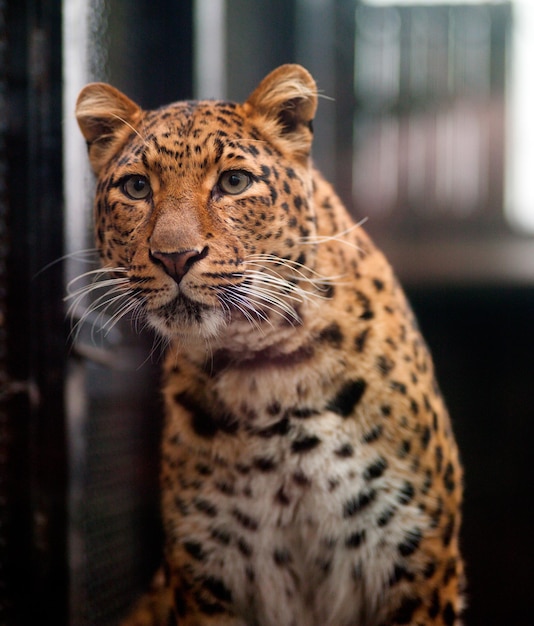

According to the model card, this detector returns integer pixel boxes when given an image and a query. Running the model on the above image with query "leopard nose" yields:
[150,246,208,284]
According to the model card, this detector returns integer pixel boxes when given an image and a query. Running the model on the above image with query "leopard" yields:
[75,64,464,626]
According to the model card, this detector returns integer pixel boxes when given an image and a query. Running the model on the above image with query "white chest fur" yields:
[163,398,429,626]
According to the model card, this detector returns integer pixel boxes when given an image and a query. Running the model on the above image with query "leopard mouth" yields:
[146,292,224,339]
[149,292,206,324]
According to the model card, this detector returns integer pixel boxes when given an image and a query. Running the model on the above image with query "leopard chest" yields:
[160,386,430,626]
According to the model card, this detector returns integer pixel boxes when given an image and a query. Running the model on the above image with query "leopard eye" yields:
[122,175,151,200]
[217,170,252,195]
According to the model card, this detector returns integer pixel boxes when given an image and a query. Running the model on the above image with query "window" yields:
[353,1,511,233]
[359,2,534,238]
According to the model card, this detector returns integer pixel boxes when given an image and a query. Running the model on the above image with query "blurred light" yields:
[62,0,93,272]
[194,0,226,99]
[506,0,534,233]
[364,0,507,5]
[362,0,534,236]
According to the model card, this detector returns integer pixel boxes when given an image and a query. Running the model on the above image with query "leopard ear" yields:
[75,83,143,174]
[245,64,318,158]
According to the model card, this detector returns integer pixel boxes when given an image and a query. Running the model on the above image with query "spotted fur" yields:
[76,64,464,626]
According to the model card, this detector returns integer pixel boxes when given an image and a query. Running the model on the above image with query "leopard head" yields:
[75,64,321,342]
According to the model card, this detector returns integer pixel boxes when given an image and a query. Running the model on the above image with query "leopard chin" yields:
[146,296,226,341]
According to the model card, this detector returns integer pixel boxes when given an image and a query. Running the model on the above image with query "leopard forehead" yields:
[105,100,288,181]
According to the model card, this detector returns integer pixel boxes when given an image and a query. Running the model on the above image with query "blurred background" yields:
[1,0,533,624]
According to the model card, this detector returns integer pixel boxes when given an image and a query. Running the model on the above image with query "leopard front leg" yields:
[119,569,173,626]
[164,570,247,626]
[383,549,465,626]
[388,592,464,626]
[120,567,246,626]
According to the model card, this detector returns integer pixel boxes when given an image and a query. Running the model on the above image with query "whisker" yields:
[66,267,127,295]
[242,278,307,310]
[317,92,336,102]
[110,112,148,145]
[241,290,300,326]
[34,248,100,279]
[228,280,302,323]
[243,270,324,307]
[65,279,131,324]
[246,253,341,281]
[102,302,143,338]
[216,287,270,333]
[64,260,140,344]
[211,255,332,330]
[68,287,135,343]
[65,277,130,304]
[138,332,171,369]
[245,258,341,292]
[298,219,368,252]
[130,299,149,335]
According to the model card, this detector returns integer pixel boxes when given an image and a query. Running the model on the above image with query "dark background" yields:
[1,1,532,624]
